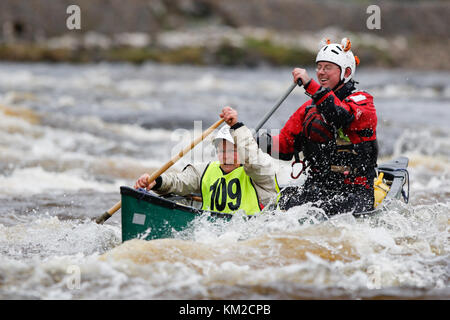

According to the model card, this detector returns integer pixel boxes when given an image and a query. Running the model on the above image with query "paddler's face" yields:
[316,61,341,89]
[217,140,240,172]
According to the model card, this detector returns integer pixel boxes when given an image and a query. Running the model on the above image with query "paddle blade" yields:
[96,212,112,224]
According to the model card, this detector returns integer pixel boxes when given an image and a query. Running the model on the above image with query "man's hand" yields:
[292,68,311,86]
[220,106,238,127]
[134,173,156,190]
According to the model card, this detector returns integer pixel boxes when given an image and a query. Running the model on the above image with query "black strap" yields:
[334,79,357,101]
[356,129,374,137]
[153,176,163,190]
[230,122,244,130]
[294,152,301,164]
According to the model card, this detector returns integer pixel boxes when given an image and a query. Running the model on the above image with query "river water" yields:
[0,62,448,299]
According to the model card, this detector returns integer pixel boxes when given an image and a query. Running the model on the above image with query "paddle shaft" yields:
[254,79,302,132]
[180,80,303,206]
[97,78,301,224]
[95,118,225,224]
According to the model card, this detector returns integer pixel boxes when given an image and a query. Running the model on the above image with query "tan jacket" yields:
[156,125,279,207]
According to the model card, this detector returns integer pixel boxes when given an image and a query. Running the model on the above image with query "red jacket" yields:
[273,79,377,160]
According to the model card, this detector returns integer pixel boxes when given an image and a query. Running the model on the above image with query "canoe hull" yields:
[121,157,409,242]
[121,187,233,242]
[121,188,198,241]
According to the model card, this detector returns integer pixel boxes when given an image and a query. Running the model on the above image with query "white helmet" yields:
[213,125,234,147]
[315,38,360,83]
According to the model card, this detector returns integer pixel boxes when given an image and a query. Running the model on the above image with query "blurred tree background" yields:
[0,0,448,69]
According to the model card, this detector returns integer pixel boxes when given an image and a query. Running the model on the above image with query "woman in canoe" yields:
[134,106,280,215]
[258,37,378,215]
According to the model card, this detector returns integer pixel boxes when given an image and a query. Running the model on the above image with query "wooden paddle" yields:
[95,118,225,224]
[153,81,302,207]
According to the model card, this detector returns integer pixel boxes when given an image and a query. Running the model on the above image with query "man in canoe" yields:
[134,106,280,215]
[258,37,378,215]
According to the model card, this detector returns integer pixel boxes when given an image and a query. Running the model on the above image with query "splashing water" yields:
[0,62,448,299]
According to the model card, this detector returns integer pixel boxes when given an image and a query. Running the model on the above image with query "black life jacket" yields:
[294,81,378,186]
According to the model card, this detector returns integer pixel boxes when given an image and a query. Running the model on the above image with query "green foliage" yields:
[0,39,397,68]
[244,38,316,66]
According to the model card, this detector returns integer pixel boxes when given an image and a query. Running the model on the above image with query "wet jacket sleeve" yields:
[155,163,208,196]
[270,102,309,160]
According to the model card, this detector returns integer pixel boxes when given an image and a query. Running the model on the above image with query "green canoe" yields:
[121,157,410,242]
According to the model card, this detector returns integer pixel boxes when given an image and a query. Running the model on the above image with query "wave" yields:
[1,197,447,299]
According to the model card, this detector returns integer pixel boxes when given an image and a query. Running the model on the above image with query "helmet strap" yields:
[332,78,345,92]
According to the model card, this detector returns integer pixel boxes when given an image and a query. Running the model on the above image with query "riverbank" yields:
[1,26,447,69]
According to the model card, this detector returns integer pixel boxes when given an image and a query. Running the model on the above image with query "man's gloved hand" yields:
[303,107,334,143]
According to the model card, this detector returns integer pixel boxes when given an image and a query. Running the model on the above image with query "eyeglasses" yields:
[315,65,339,73]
